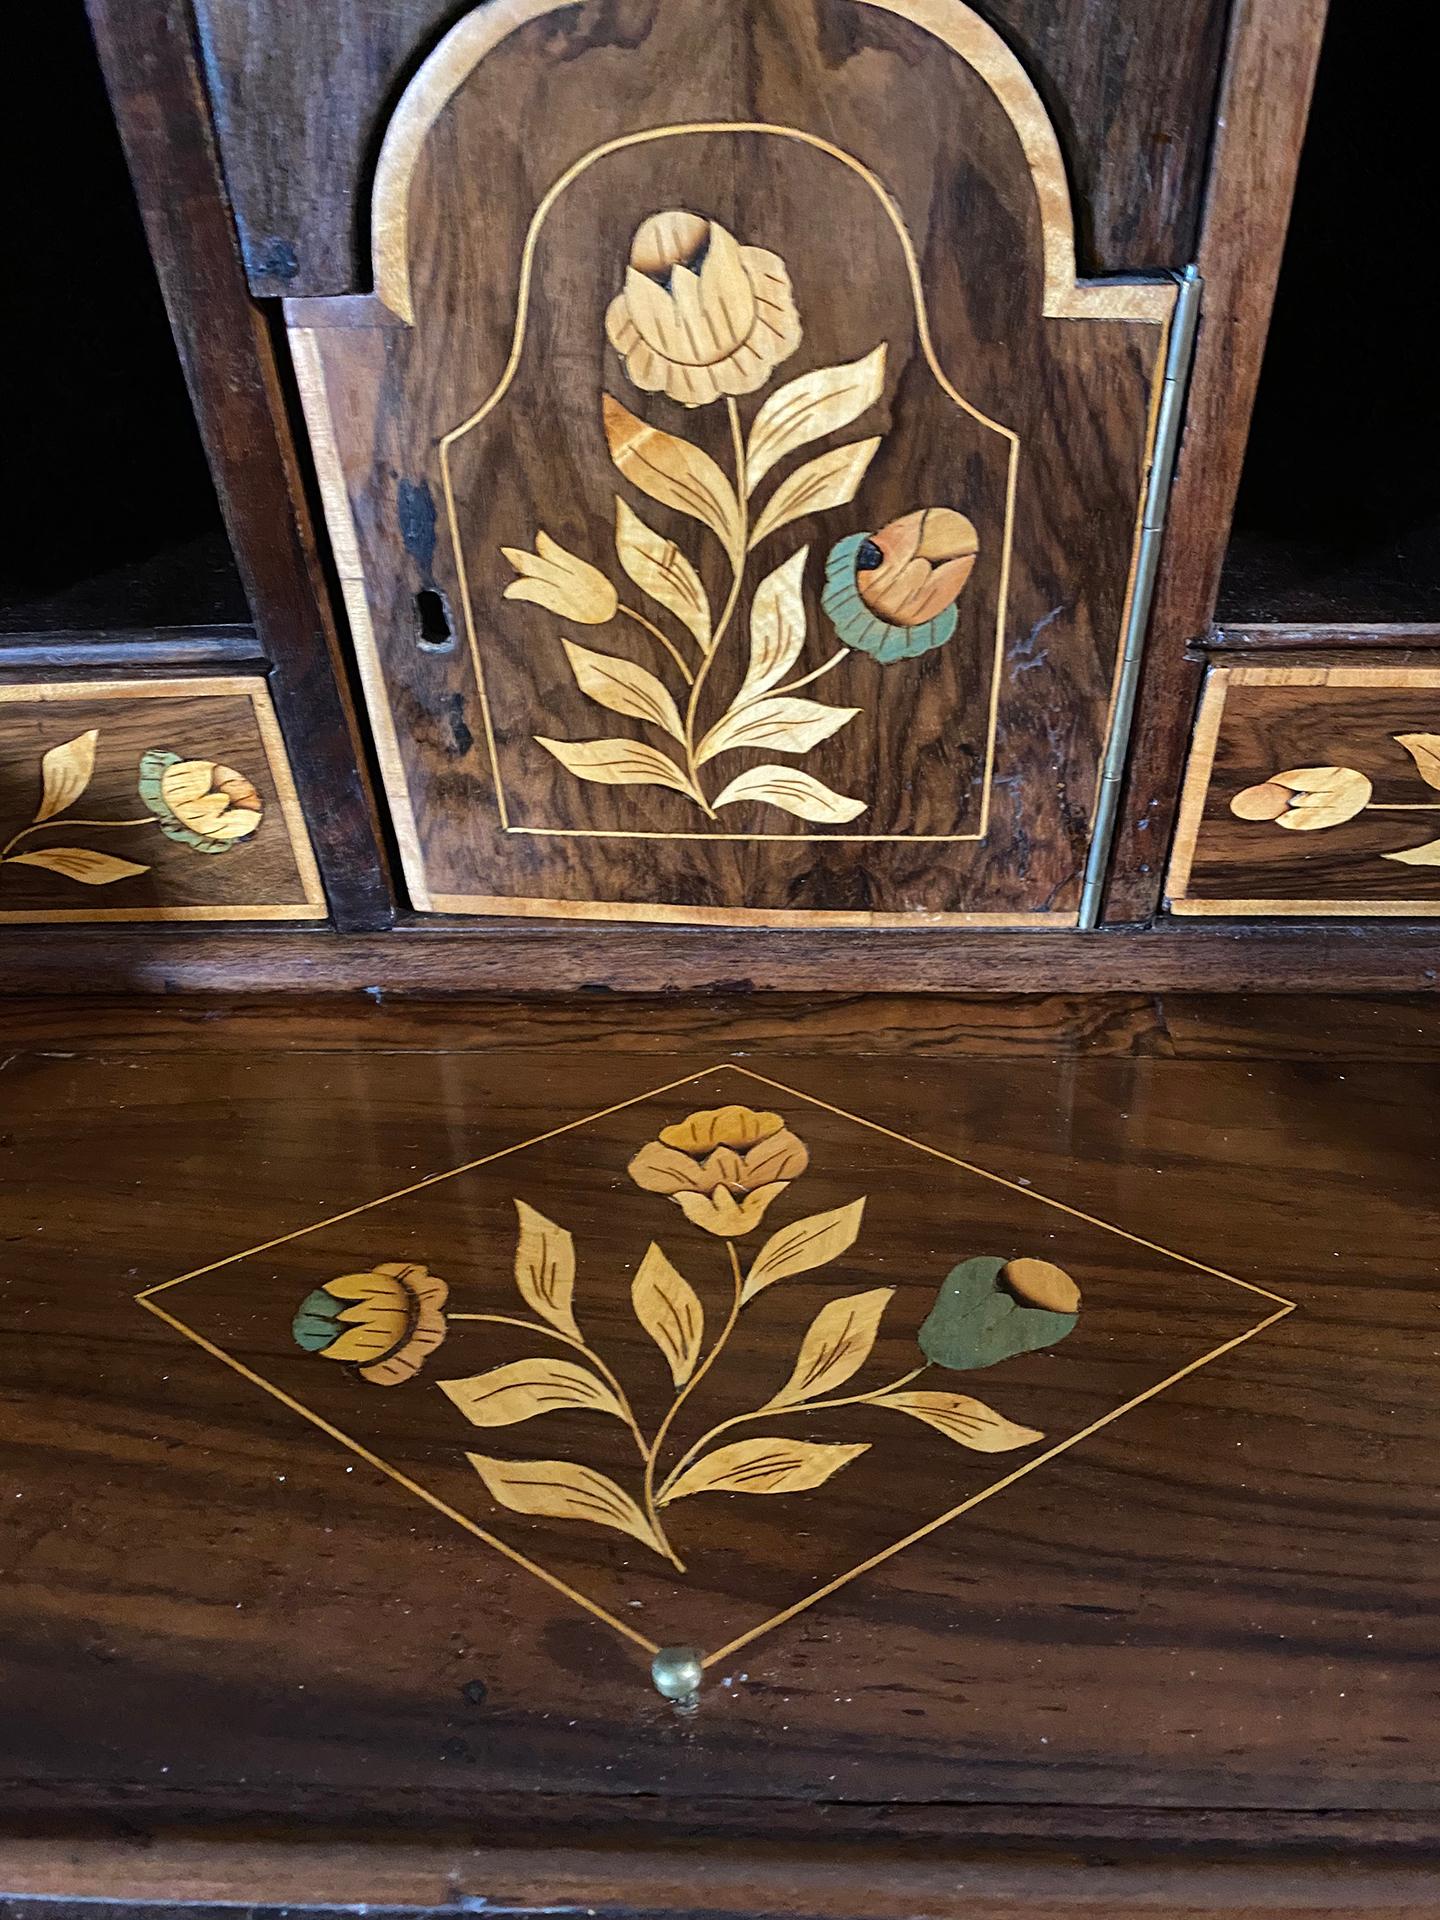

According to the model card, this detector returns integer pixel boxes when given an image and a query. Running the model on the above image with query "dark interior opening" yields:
[1,4,248,637]
[1218,0,1440,624]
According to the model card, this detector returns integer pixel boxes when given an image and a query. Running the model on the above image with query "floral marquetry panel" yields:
[137,1063,1290,1675]
[288,0,1174,926]
[0,679,325,922]
[1168,666,1440,917]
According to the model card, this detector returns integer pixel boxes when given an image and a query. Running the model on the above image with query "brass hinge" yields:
[1078,265,1203,929]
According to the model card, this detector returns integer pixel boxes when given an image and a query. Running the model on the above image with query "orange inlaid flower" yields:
[605,211,802,408]
[628,1104,808,1236]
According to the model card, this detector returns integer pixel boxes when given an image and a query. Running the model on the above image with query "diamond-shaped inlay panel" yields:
[139,1064,1294,1678]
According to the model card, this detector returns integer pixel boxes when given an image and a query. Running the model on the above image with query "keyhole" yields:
[414,588,454,651]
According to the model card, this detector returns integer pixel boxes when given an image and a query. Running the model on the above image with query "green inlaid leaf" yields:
[918,1255,1078,1372]
[292,1287,345,1351]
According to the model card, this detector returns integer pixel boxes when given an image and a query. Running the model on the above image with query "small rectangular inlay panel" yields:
[1167,665,1440,917]
[0,678,326,922]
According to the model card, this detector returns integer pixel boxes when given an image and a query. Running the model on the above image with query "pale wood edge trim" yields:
[370,0,1172,329]
[247,681,328,913]
[1227,664,1440,689]
[1170,897,1440,918]
[1164,667,1231,905]
[288,329,364,578]
[0,673,325,922]
[426,893,1080,928]
[0,904,326,924]
[0,676,271,702]
[286,329,435,914]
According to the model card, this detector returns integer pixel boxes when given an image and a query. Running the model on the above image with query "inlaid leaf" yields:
[660,1436,869,1504]
[613,498,712,650]
[748,438,881,551]
[735,547,809,705]
[439,1358,625,1427]
[467,1453,665,1553]
[7,847,149,885]
[742,1197,866,1302]
[877,1390,1044,1453]
[561,640,684,740]
[1394,733,1440,792]
[918,1255,1078,1372]
[712,765,867,824]
[744,344,888,494]
[535,736,693,794]
[764,1288,894,1409]
[36,730,98,822]
[603,394,743,562]
[1382,837,1440,866]
[512,1198,580,1340]
[631,1242,704,1386]
[697,695,858,764]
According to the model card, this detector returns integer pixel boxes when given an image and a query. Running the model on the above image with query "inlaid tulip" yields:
[501,532,619,624]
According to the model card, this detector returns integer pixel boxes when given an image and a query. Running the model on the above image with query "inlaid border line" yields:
[136,1060,1297,1676]
[136,1294,660,1657]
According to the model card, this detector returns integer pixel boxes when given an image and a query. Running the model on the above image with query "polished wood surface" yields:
[1169,665,1440,915]
[293,0,1168,924]
[83,0,395,930]
[1103,0,1330,923]
[3,994,1437,1881]
[191,0,1229,299]
[0,680,324,921]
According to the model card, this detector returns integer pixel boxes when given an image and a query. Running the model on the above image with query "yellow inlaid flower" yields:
[628,1104,808,1236]
[501,531,619,624]
[139,751,264,853]
[1230,765,1372,831]
[605,211,802,408]
[292,1261,448,1386]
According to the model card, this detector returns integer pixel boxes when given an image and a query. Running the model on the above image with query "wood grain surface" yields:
[1,1022,1437,1854]
[0,680,324,921]
[84,0,396,931]
[191,0,1229,298]
[294,0,1168,924]
[1169,666,1440,915]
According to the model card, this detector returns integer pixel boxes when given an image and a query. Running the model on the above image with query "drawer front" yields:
[0,678,325,923]
[1168,665,1440,916]
[289,0,1174,928]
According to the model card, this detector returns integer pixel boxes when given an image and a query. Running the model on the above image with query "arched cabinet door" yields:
[288,0,1175,927]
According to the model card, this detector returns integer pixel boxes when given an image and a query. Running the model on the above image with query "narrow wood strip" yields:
[1102,0,1331,922]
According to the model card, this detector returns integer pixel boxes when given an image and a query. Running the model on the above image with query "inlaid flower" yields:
[822,508,979,663]
[501,532,619,624]
[1230,765,1372,831]
[605,211,802,408]
[138,750,264,853]
[292,1261,449,1386]
[628,1104,808,1237]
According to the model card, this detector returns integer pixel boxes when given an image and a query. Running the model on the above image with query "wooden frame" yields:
[83,0,396,931]
[1101,0,1331,924]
